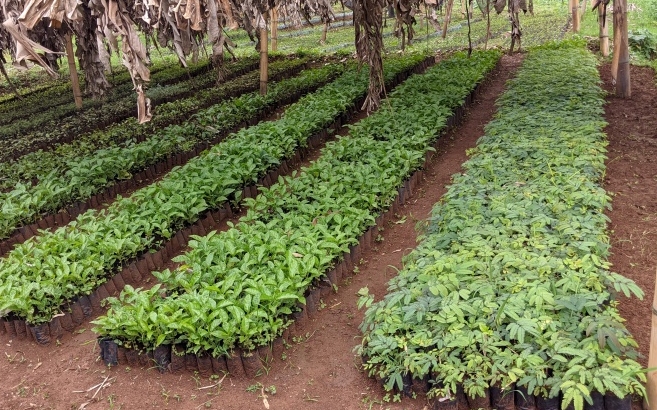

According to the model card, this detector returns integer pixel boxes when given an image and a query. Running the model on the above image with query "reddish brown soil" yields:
[600,63,657,367]
[0,54,522,410]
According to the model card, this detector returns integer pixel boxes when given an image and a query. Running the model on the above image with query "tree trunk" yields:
[207,0,227,84]
[571,0,580,32]
[442,0,455,38]
[65,33,83,109]
[353,0,385,113]
[570,0,579,33]
[599,3,609,56]
[485,0,491,49]
[614,0,630,97]
[271,8,278,51]
[259,25,268,95]
[611,2,621,80]
[508,2,521,54]
[466,0,472,56]
[321,21,329,44]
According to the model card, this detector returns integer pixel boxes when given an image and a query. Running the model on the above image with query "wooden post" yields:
[465,0,472,56]
[646,267,657,410]
[599,3,609,56]
[615,0,630,97]
[259,23,268,95]
[442,0,455,39]
[485,0,491,49]
[611,1,621,81]
[270,7,278,52]
[64,33,83,109]
[571,0,580,32]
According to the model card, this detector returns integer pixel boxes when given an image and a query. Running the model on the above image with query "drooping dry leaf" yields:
[2,7,60,77]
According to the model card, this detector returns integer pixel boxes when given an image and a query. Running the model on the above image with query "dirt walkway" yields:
[0,54,523,410]
[600,64,657,367]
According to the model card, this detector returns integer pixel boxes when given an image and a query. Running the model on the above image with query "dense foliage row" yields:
[0,56,301,191]
[0,56,269,162]
[0,53,193,123]
[234,9,507,57]
[91,51,499,358]
[488,10,569,50]
[0,79,69,107]
[0,53,426,326]
[0,56,215,128]
[0,58,312,241]
[0,61,342,242]
[357,42,645,409]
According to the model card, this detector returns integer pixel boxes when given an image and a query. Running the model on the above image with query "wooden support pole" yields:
[65,33,83,109]
[259,24,268,95]
[485,0,491,49]
[646,267,657,410]
[571,0,580,32]
[465,0,472,56]
[442,0,455,39]
[615,0,630,98]
[270,7,278,52]
[321,21,329,44]
[599,3,609,56]
[611,0,621,81]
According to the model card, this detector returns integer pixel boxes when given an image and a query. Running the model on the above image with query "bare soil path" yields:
[600,63,657,368]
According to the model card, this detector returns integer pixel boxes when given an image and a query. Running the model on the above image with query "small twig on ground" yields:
[260,385,270,409]
[197,373,227,390]
[10,378,27,390]
[91,375,114,400]
[84,380,105,392]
